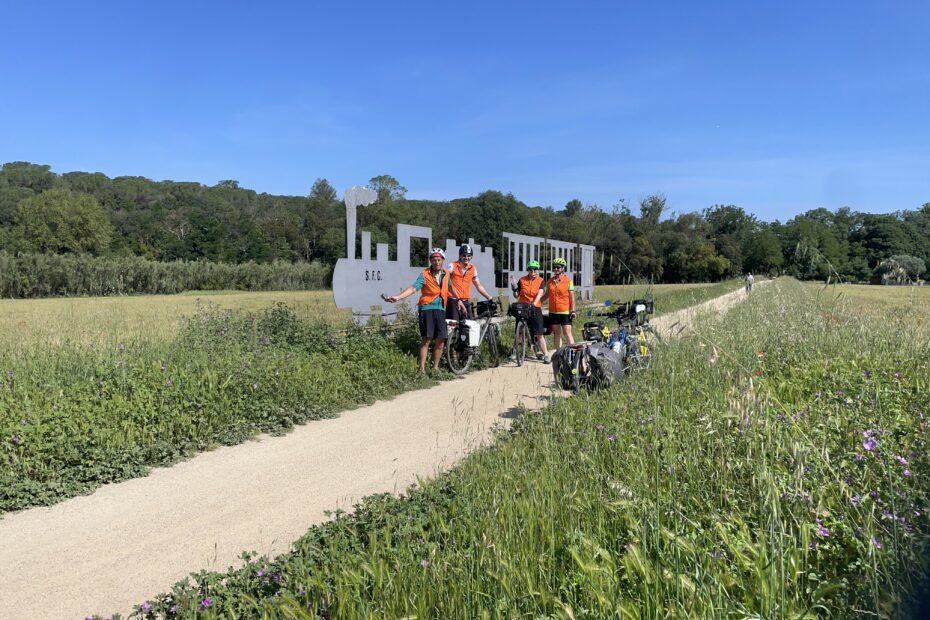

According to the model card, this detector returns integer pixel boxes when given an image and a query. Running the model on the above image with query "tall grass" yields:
[0,252,330,298]
[119,279,929,618]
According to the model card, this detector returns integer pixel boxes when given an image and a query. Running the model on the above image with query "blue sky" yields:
[2,1,928,222]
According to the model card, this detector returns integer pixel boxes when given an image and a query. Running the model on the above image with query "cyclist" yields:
[509,259,550,363]
[447,243,494,321]
[383,248,450,374]
[534,256,576,350]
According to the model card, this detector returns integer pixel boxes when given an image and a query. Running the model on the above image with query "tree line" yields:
[1,161,928,293]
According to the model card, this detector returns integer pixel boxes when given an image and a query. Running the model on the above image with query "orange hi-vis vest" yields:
[547,275,573,313]
[449,261,476,299]
[516,274,544,307]
[418,268,450,307]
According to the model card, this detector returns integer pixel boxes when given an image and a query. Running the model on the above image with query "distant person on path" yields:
[383,248,450,374]
[535,256,576,349]
[509,259,550,363]
[745,272,754,293]
[447,243,494,321]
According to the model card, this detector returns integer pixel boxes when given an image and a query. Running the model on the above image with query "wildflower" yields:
[252,383,259,390]
[818,525,830,537]
[169,605,177,613]
[257,569,266,577]
[862,438,877,451]
[854,453,864,462]
[608,434,616,442]
[420,559,430,567]
[117,342,126,351]
[808,541,817,551]
[851,495,861,507]
[862,429,876,438]
[165,377,173,387]
[870,490,878,499]
[200,597,213,610]
[140,601,152,611]
[872,537,883,549]
[11,435,21,445]
[894,372,902,379]
[904,469,913,477]
[20,418,29,425]
[862,368,871,378]
[710,549,726,559]
[897,456,908,465]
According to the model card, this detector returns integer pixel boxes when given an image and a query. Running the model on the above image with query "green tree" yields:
[369,174,407,203]
[0,161,59,192]
[13,189,113,254]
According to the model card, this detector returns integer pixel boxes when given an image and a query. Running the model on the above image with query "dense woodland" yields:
[1,161,928,294]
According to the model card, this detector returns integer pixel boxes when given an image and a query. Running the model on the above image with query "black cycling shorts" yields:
[548,312,573,326]
[419,309,448,339]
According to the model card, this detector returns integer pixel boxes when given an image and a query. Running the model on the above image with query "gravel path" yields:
[0,285,755,619]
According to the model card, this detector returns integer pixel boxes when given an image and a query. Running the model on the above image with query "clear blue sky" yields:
[2,1,928,222]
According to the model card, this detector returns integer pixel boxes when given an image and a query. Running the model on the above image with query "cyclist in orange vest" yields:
[509,259,550,363]
[383,248,451,374]
[534,256,576,350]
[447,243,494,321]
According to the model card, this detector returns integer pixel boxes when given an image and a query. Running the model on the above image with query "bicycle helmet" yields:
[553,257,567,267]
[527,259,540,269]
[429,248,445,259]
[458,243,474,257]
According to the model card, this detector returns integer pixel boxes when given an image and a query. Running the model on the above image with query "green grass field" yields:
[1,282,740,514]
[112,279,930,619]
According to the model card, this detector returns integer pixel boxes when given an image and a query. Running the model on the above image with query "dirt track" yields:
[0,285,755,619]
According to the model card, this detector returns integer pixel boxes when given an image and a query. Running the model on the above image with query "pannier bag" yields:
[509,302,534,321]
[550,347,575,390]
[584,342,626,388]
[582,320,609,342]
[476,300,498,318]
[464,319,481,347]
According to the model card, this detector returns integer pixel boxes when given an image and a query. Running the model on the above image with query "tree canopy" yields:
[1,161,928,285]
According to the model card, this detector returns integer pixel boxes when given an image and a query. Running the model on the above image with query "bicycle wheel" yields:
[630,328,655,371]
[514,320,528,366]
[486,322,500,367]
[446,325,474,374]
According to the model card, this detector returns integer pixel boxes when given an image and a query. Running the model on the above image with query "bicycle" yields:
[609,299,656,372]
[508,302,535,366]
[445,298,502,374]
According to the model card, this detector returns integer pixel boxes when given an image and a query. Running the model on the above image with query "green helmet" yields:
[553,257,567,267]
[527,259,540,269]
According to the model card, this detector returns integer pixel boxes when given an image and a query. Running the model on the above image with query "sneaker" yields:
[542,355,551,364]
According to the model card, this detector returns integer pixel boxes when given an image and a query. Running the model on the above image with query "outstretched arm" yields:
[383,286,416,304]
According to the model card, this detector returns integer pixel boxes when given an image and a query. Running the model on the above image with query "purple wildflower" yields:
[808,541,817,551]
[862,429,876,438]
[200,597,213,610]
[608,434,616,442]
[851,495,861,507]
[710,549,726,559]
[420,559,430,567]
[904,469,913,477]
[863,438,877,451]
[169,605,177,613]
[854,453,864,462]
[818,525,830,537]
[870,490,878,499]
[897,456,908,465]
[894,372,902,379]
[140,601,152,611]
[872,537,883,549]
[257,569,266,577]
